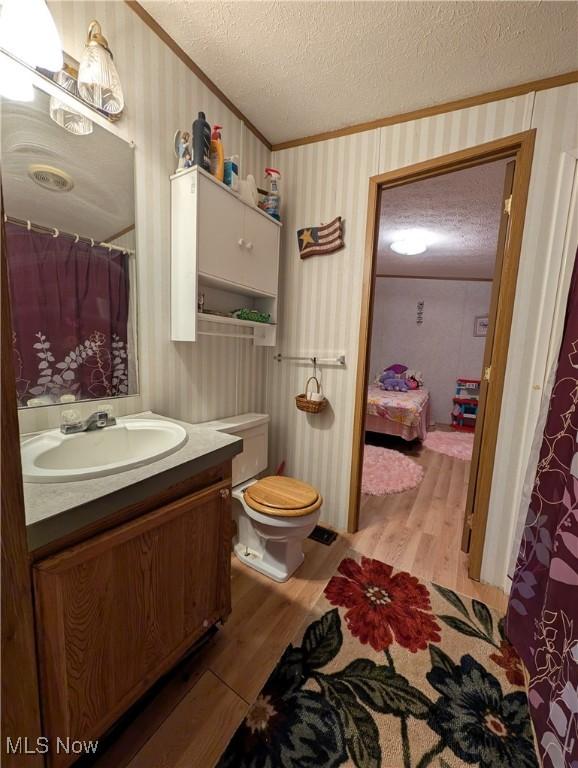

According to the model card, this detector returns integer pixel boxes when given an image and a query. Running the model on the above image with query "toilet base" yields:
[233,540,305,583]
[231,479,321,583]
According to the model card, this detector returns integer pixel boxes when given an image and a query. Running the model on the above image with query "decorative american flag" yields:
[297,216,344,259]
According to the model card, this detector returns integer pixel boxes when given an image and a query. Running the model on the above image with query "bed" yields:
[365,384,431,441]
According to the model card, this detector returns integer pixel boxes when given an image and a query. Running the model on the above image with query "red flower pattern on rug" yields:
[324,556,441,652]
[490,640,525,687]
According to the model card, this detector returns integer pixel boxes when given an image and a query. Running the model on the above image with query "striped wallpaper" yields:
[19,1,272,434]
[271,86,578,588]
[482,84,578,586]
[267,130,380,533]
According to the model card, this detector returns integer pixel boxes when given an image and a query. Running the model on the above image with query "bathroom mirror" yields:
[1,76,138,409]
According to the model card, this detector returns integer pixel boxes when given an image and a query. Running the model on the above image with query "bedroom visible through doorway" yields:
[349,134,535,587]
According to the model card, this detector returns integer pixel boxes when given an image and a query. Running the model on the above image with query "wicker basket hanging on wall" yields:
[295,376,328,414]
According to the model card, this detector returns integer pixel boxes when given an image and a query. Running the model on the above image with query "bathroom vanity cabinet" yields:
[32,467,233,768]
[171,166,281,346]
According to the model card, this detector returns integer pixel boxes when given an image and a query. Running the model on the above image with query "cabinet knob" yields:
[219,488,230,499]
[238,238,245,247]
[246,241,253,251]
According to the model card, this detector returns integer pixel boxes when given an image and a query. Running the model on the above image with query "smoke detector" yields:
[28,164,74,192]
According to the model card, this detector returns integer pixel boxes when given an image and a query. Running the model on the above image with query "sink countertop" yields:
[24,411,242,554]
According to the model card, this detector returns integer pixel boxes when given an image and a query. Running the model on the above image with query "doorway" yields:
[348,131,535,581]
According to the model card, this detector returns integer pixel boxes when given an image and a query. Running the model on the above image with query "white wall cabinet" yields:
[242,207,280,296]
[171,166,281,345]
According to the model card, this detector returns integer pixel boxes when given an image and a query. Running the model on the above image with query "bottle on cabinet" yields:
[224,155,239,191]
[209,124,225,182]
[261,167,281,221]
[192,111,211,171]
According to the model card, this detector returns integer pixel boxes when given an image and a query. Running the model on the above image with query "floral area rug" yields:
[218,553,537,768]
[424,431,474,462]
[362,445,424,495]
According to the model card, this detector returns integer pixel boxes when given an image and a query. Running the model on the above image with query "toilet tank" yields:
[197,413,270,487]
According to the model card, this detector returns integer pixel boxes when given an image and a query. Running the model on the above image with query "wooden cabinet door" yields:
[197,172,244,285]
[243,207,280,296]
[33,481,231,767]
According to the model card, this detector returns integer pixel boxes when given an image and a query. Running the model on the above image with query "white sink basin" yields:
[21,419,188,483]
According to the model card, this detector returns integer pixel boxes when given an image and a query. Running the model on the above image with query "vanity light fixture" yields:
[0,0,63,101]
[49,66,93,135]
[0,0,63,71]
[77,20,124,116]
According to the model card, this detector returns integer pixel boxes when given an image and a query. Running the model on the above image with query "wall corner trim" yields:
[124,0,272,151]
[272,70,578,152]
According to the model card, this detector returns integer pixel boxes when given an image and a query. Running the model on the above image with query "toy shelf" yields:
[451,377,480,432]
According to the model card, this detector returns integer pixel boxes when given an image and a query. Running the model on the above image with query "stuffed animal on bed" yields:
[380,376,410,391]
[378,363,409,391]
[384,363,407,377]
[405,369,424,389]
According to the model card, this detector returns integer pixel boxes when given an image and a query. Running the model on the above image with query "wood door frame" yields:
[347,130,536,581]
[460,160,516,554]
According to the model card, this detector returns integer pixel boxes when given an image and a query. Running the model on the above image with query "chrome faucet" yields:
[60,409,117,435]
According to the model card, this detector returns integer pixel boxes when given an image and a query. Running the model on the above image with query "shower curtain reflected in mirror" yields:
[6,222,132,407]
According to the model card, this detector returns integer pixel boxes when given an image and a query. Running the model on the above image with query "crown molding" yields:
[272,70,578,152]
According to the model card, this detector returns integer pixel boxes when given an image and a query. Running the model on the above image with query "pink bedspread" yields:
[365,385,430,441]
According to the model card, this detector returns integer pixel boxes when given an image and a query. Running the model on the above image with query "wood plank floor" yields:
[124,672,247,768]
[93,440,508,768]
[355,435,507,609]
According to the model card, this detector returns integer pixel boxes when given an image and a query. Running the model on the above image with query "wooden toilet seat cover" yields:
[244,476,323,517]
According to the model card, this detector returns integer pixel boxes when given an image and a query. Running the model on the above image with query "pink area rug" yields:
[424,429,474,461]
[361,445,424,495]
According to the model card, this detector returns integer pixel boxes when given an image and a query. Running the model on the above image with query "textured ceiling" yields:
[141,0,578,144]
[377,159,508,280]
[1,87,134,242]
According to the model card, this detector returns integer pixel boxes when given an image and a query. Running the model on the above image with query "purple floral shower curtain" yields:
[5,222,130,406]
[507,248,578,768]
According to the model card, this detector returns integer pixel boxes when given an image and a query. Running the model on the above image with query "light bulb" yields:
[78,21,124,115]
[0,55,34,101]
[0,0,63,72]
[390,238,428,256]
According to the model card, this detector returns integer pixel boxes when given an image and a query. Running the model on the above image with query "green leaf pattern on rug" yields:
[434,584,500,648]
[337,659,430,719]
[303,607,343,669]
[472,599,494,637]
[436,615,491,642]
[432,584,470,619]
[318,676,382,768]
[429,644,456,676]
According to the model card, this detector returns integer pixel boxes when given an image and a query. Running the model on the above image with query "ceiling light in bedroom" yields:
[390,235,428,256]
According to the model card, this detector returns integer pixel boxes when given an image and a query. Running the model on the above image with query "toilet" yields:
[197,413,323,582]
